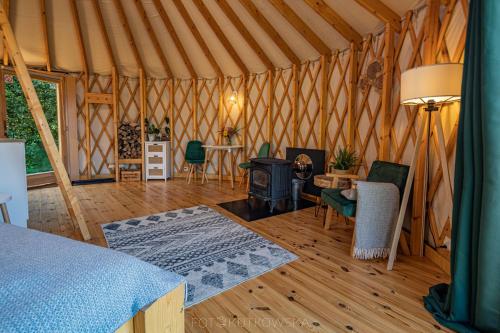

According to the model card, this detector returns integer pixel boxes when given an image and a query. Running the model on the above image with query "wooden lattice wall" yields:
[75,1,467,258]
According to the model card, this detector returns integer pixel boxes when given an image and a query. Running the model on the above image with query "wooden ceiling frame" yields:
[215,0,274,70]
[269,0,331,56]
[239,0,300,65]
[91,0,117,71]
[40,0,51,71]
[192,0,249,75]
[354,0,402,33]
[112,0,145,74]
[133,0,173,78]
[172,0,223,77]
[152,0,197,78]
[69,0,88,76]
[304,0,363,46]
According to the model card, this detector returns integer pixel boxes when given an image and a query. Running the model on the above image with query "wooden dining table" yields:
[201,145,243,189]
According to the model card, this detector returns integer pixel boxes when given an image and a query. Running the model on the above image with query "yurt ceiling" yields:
[5,0,422,79]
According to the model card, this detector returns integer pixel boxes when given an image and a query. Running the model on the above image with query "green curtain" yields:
[424,0,500,332]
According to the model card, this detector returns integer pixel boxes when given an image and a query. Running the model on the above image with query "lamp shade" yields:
[400,63,463,105]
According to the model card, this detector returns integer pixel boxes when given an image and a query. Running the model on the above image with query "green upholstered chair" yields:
[322,160,409,226]
[185,140,205,184]
[239,142,271,189]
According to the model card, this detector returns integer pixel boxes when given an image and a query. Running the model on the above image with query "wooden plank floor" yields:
[28,180,450,333]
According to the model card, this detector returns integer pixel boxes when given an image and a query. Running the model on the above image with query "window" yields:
[5,74,59,174]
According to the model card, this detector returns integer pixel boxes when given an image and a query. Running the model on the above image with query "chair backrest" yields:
[185,140,205,161]
[257,142,271,158]
[367,160,409,198]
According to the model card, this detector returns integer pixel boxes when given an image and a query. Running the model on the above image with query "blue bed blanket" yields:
[0,224,185,333]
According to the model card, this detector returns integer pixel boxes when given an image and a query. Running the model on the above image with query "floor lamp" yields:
[387,63,463,270]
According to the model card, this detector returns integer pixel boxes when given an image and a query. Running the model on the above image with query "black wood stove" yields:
[249,158,292,212]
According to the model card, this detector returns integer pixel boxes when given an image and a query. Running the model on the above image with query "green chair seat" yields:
[239,161,251,169]
[321,188,357,218]
[186,159,205,164]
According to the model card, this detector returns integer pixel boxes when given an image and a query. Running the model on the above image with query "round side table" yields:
[313,174,359,217]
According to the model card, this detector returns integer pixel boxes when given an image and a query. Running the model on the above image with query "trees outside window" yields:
[5,75,58,174]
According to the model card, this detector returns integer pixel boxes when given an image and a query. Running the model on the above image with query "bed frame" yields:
[116,284,185,333]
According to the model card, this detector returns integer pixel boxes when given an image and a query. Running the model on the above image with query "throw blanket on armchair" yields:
[353,181,400,259]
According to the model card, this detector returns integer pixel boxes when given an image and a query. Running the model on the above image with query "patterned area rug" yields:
[101,206,297,307]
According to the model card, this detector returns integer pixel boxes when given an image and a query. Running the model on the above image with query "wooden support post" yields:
[112,67,119,182]
[243,76,249,162]
[169,79,175,178]
[319,55,329,150]
[139,69,146,181]
[379,23,394,160]
[267,70,274,149]
[411,0,440,256]
[218,77,224,181]
[291,64,299,148]
[0,7,91,240]
[347,42,358,149]
[192,79,198,139]
[0,66,5,138]
[84,76,91,178]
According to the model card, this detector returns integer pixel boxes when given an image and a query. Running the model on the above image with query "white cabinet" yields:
[0,139,28,227]
[145,141,171,181]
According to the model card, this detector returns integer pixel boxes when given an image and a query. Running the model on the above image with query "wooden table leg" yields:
[202,149,209,184]
[229,150,234,189]
[324,206,334,230]
[1,203,11,224]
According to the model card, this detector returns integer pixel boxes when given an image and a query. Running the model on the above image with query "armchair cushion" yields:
[321,188,356,217]
[239,161,251,169]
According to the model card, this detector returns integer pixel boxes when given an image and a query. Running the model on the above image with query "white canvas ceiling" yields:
[4,0,423,79]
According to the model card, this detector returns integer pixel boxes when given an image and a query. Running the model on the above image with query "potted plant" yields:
[146,119,160,142]
[218,126,241,145]
[330,147,357,174]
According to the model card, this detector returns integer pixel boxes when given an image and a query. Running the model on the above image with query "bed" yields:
[0,224,185,333]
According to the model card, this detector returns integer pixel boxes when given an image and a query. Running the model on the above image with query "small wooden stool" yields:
[0,193,12,224]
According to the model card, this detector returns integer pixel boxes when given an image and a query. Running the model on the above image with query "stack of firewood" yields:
[118,122,141,159]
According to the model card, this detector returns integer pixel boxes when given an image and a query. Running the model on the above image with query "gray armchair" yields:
[322,160,409,259]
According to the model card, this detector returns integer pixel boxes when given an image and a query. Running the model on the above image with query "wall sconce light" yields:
[228,91,238,106]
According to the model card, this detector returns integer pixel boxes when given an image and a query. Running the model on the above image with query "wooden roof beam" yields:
[354,0,402,32]
[133,0,173,78]
[152,0,196,78]
[112,0,145,74]
[215,0,274,70]
[192,0,249,75]
[269,0,331,56]
[40,0,51,71]
[69,0,88,75]
[91,0,117,71]
[304,0,363,46]
[172,0,223,77]
[239,0,300,65]
[2,0,9,66]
